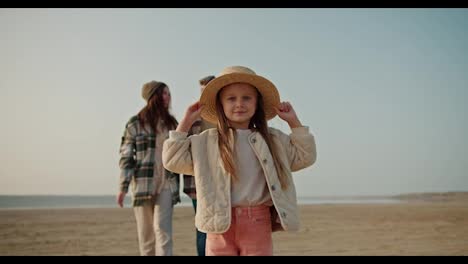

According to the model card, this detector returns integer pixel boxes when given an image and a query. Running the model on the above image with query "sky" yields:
[1,8,468,197]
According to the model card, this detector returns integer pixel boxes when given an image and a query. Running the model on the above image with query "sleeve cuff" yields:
[169,130,189,140]
[291,126,310,134]
[120,185,129,193]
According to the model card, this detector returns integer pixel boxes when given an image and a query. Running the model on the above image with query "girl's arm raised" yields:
[162,101,202,176]
[275,101,317,171]
[162,130,194,176]
[276,101,302,129]
[177,101,203,133]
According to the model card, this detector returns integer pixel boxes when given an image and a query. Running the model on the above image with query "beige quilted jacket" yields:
[162,126,316,233]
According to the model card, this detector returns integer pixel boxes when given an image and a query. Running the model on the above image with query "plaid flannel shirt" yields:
[119,115,180,206]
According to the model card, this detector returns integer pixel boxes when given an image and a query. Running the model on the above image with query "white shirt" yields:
[231,129,272,207]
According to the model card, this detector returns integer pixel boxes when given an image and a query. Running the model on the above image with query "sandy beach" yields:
[1,192,467,256]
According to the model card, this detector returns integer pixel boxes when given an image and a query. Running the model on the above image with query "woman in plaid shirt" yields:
[118,80,180,256]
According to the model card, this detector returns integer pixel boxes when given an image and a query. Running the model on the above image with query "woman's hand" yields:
[117,191,126,208]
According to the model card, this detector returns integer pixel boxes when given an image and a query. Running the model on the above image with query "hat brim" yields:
[200,72,280,125]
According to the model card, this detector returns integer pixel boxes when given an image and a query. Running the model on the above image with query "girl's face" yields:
[219,83,258,129]
[161,87,171,108]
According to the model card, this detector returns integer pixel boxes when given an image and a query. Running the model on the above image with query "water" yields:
[0,195,133,209]
[298,196,401,205]
[0,195,401,209]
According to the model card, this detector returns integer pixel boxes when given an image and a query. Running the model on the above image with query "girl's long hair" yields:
[138,83,178,133]
[216,88,289,189]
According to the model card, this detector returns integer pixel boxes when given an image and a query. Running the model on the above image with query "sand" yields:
[1,192,467,256]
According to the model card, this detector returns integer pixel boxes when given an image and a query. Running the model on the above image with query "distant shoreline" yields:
[1,192,467,210]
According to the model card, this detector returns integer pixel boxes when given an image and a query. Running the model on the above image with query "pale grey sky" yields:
[1,8,467,196]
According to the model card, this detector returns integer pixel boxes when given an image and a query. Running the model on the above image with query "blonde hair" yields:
[215,88,289,189]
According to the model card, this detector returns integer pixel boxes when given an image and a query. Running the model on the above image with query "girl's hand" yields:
[276,101,302,128]
[185,101,202,121]
[177,101,203,132]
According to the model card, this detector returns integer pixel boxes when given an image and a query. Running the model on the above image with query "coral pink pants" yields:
[206,205,273,256]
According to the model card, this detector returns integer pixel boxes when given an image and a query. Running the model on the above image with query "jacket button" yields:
[251,138,256,143]
[271,185,276,191]
[263,159,267,164]
[281,212,287,218]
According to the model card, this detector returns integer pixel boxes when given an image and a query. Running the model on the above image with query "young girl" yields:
[118,80,180,256]
[162,66,317,256]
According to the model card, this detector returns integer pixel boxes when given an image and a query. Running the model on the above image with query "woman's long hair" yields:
[216,88,289,189]
[138,83,178,133]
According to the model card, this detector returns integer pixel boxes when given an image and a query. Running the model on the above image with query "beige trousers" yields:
[133,187,173,256]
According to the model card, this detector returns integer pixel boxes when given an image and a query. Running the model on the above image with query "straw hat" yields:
[200,66,280,125]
